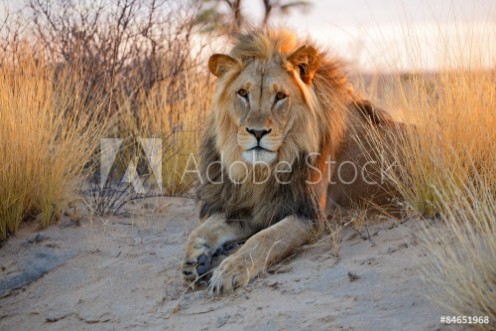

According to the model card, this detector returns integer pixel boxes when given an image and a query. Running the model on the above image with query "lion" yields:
[182,28,406,295]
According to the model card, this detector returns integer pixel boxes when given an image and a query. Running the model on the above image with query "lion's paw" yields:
[182,240,212,284]
[208,254,252,295]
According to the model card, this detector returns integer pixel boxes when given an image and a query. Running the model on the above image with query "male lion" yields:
[182,29,405,294]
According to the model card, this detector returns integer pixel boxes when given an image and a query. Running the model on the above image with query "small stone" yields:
[347,272,360,282]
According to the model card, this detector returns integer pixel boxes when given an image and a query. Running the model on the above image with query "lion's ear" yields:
[208,54,238,77]
[288,45,320,84]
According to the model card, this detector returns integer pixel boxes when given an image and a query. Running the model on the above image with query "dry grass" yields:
[115,67,211,196]
[0,27,212,233]
[0,51,110,240]
[0,47,211,235]
[357,16,496,326]
[420,178,496,327]
[369,70,496,217]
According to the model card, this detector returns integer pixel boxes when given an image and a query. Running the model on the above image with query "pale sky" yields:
[245,0,496,71]
[2,0,495,71]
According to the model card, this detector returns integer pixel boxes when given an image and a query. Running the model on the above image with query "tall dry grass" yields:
[0,51,110,240]
[0,0,212,221]
[114,65,211,196]
[0,46,211,234]
[420,177,496,326]
[369,70,496,217]
[359,15,496,326]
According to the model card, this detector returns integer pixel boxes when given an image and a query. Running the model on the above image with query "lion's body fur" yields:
[328,101,406,215]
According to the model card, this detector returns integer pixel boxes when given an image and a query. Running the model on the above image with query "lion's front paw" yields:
[208,253,254,295]
[182,240,212,284]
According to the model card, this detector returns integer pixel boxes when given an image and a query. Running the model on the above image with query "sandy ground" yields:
[0,197,464,331]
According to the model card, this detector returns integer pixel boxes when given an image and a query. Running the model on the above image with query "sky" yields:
[244,0,496,71]
[1,0,495,71]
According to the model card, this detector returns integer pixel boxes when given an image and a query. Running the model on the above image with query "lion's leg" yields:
[183,214,252,283]
[208,215,314,294]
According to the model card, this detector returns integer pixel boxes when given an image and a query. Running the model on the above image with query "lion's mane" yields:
[197,28,355,228]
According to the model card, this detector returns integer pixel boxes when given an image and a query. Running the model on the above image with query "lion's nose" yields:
[246,128,271,141]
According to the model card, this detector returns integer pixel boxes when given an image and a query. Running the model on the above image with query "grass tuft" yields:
[0,51,110,239]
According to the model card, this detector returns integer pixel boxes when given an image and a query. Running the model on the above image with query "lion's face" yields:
[209,45,321,170]
[224,59,306,164]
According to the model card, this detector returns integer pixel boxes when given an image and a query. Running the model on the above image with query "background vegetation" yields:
[356,21,496,326]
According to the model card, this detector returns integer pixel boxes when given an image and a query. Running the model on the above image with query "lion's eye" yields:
[237,89,248,98]
[275,91,286,101]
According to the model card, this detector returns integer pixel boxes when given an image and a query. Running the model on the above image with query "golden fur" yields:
[182,28,405,294]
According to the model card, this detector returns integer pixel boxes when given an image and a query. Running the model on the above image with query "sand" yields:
[0,197,464,330]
